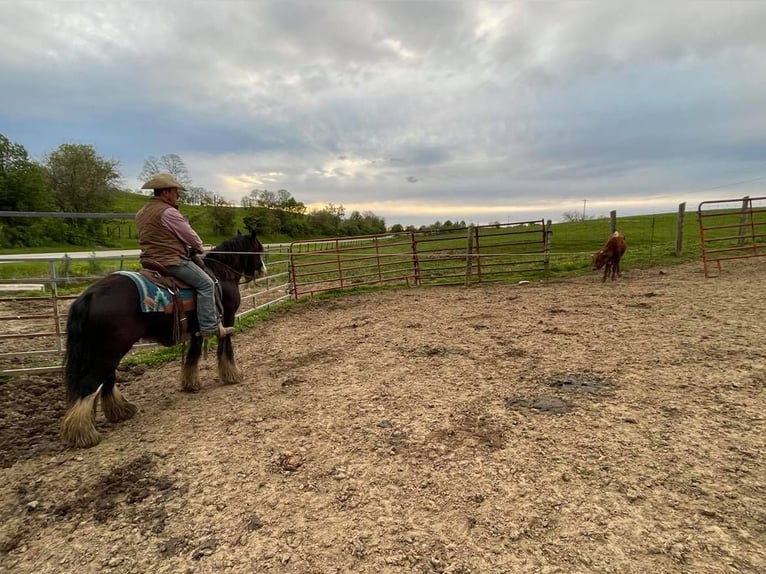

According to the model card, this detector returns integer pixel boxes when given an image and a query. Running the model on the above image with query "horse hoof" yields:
[66,431,102,449]
[181,378,201,393]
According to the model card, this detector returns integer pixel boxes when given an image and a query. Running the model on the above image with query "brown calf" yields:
[592,231,627,282]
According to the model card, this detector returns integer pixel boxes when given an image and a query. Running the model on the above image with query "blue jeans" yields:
[166,259,219,334]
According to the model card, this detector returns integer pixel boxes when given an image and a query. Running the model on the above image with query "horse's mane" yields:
[204,232,263,281]
[209,233,255,256]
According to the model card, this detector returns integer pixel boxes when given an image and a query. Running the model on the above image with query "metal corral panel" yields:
[289,221,549,297]
[698,196,766,277]
[0,245,292,375]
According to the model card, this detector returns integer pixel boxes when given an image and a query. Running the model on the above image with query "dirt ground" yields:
[1,260,764,573]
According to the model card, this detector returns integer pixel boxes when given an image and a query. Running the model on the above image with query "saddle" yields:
[139,255,223,341]
[139,260,196,314]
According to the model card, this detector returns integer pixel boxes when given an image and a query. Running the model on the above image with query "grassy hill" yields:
[0,191,707,277]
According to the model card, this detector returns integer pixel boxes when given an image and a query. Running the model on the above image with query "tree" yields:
[139,154,193,201]
[45,143,120,213]
[0,134,52,212]
[139,154,191,187]
[208,205,237,236]
[186,185,216,206]
[347,210,386,235]
[366,211,386,234]
[307,203,345,237]
[276,189,306,214]
[0,134,58,247]
[241,188,308,236]
[561,211,595,223]
[249,189,277,208]
[342,210,364,236]
[45,143,121,243]
[244,188,306,213]
[243,206,280,236]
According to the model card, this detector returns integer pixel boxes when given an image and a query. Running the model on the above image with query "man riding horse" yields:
[61,177,267,447]
[136,173,232,338]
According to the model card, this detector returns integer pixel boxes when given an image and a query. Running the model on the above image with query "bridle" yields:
[204,251,265,285]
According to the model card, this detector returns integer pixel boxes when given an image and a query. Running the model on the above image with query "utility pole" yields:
[582,199,587,221]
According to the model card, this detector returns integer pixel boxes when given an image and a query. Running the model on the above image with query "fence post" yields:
[610,211,617,234]
[465,226,474,287]
[675,202,686,256]
[49,260,63,352]
[738,196,750,247]
[544,219,552,277]
[63,254,71,285]
[410,231,421,286]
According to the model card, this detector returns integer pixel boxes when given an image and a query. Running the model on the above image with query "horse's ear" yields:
[250,229,258,240]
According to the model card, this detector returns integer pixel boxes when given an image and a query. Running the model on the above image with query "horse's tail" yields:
[64,290,95,404]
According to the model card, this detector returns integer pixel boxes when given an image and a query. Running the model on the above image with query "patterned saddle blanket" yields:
[115,271,195,314]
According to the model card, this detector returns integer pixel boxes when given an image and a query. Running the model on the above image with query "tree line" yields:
[0,134,121,247]
[0,133,391,248]
[0,132,475,249]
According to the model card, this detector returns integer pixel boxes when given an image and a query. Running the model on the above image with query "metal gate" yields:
[698,196,766,277]
[0,247,291,375]
[288,221,549,297]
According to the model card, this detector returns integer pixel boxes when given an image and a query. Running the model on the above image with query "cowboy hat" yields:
[141,173,187,191]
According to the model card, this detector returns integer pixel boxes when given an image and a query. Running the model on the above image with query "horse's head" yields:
[592,249,607,270]
[205,230,267,283]
[241,230,268,283]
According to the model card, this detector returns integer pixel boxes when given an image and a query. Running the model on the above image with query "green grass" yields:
[551,212,701,269]
[287,214,704,293]
[0,209,703,285]
[0,255,142,283]
[120,344,184,369]
[0,195,704,263]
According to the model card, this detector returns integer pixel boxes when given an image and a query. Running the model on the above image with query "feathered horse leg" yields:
[217,334,242,384]
[101,371,138,423]
[61,384,103,448]
[181,334,203,392]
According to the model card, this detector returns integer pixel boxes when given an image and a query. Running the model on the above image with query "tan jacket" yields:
[135,197,189,267]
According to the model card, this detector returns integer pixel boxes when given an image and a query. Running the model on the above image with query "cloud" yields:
[1,2,765,227]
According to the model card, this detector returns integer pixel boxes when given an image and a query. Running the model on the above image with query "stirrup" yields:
[198,322,234,339]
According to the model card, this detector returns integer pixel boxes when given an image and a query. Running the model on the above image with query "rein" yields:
[204,253,260,285]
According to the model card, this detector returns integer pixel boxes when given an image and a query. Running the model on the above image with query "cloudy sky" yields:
[2,2,765,226]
